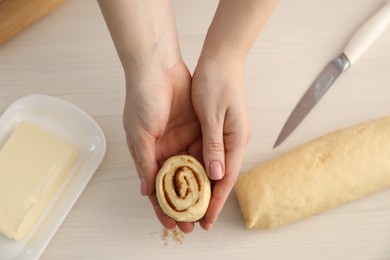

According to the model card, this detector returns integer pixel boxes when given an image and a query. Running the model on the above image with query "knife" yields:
[274,2,390,148]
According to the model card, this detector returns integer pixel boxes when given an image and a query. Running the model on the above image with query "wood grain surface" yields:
[0,0,389,259]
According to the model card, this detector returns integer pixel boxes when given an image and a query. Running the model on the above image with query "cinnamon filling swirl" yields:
[156,155,211,222]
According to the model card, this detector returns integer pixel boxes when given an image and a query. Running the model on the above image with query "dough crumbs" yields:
[161,227,184,247]
[173,227,184,244]
[162,228,169,247]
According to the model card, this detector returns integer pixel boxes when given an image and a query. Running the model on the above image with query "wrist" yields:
[125,55,189,96]
[199,39,248,68]
[99,0,182,82]
[196,46,246,78]
[123,44,182,87]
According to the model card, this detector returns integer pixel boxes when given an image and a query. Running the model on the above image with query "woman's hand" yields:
[189,0,278,230]
[98,0,202,233]
[192,54,251,230]
[124,60,202,233]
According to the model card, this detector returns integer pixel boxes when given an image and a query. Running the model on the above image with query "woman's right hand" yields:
[191,53,252,231]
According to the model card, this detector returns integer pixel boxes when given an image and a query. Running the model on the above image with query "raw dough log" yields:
[156,155,211,222]
[235,117,390,229]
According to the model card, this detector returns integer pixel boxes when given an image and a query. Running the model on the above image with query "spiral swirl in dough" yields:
[156,155,211,222]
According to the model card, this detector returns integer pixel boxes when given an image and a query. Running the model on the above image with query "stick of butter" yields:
[0,122,78,241]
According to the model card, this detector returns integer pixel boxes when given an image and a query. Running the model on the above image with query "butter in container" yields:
[0,122,77,241]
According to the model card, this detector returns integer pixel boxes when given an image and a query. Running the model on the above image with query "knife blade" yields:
[274,2,390,148]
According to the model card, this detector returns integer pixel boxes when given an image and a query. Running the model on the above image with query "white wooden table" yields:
[1,0,390,259]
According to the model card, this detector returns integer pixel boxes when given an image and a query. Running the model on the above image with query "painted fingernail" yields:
[209,161,223,180]
[140,178,148,196]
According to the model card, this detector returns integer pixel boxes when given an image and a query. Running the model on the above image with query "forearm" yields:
[97,0,181,76]
[201,0,279,62]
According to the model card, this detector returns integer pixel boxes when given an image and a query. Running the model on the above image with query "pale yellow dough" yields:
[156,155,211,222]
[235,117,390,229]
[0,122,77,241]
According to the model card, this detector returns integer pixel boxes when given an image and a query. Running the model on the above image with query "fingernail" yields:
[209,161,223,180]
[140,178,148,196]
[205,223,212,231]
[202,221,213,231]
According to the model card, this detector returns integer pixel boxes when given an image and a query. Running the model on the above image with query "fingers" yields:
[148,194,176,229]
[200,144,245,230]
[177,222,195,234]
[200,111,251,230]
[149,193,195,233]
[126,128,159,196]
[199,176,235,230]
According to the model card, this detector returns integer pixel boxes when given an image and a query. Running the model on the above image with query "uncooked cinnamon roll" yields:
[156,155,211,222]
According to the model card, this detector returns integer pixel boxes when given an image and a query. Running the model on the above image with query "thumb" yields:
[201,122,225,181]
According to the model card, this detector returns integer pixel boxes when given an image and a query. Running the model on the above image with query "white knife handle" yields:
[343,2,390,65]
